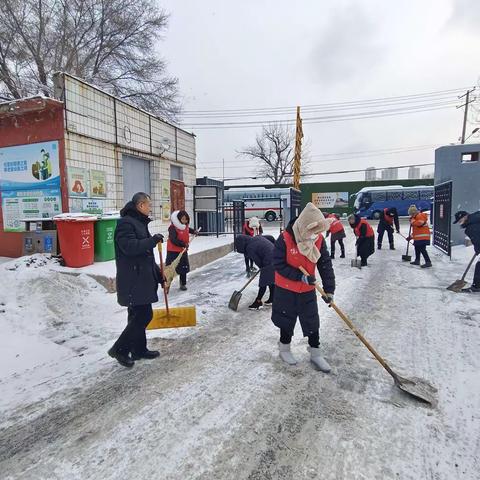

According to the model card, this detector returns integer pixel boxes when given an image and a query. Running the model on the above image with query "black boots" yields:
[421,261,432,268]
[180,284,187,291]
[131,349,160,360]
[248,299,263,310]
[108,347,134,368]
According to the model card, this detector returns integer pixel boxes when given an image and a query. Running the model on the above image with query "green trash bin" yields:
[94,217,119,262]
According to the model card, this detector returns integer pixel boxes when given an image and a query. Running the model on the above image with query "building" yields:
[365,167,376,181]
[381,168,398,180]
[434,143,480,248]
[0,73,196,257]
[408,166,421,179]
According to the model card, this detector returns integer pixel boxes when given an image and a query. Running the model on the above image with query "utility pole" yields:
[222,158,225,183]
[457,87,476,144]
[293,106,303,190]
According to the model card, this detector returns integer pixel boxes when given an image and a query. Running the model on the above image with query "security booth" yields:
[193,184,223,236]
[434,144,480,250]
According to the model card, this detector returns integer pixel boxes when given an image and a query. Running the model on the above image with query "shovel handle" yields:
[299,266,399,382]
[461,253,479,281]
[238,269,260,293]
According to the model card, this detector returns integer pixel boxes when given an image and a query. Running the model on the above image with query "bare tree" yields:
[238,124,310,184]
[0,0,180,119]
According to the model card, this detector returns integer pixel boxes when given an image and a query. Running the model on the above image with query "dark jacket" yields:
[235,234,275,287]
[463,211,480,254]
[272,219,335,294]
[114,202,162,307]
[378,207,400,232]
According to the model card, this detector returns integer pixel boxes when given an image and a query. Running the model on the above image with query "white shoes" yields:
[308,347,331,373]
[278,341,298,365]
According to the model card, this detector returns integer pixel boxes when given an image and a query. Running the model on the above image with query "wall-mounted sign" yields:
[162,203,171,222]
[82,198,104,215]
[90,169,107,198]
[161,179,170,199]
[312,192,349,209]
[68,167,88,197]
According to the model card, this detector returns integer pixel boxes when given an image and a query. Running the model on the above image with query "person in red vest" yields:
[272,203,335,372]
[407,205,432,268]
[166,210,197,290]
[348,214,375,266]
[326,213,346,259]
[242,216,263,275]
[377,207,400,250]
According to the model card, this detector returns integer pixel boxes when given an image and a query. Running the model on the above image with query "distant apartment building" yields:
[408,166,421,179]
[365,167,376,181]
[381,168,398,180]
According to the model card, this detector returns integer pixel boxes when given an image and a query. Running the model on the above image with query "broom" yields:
[148,230,200,330]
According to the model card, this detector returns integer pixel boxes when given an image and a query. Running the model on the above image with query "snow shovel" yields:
[446,253,478,293]
[401,226,412,262]
[148,242,196,330]
[228,269,260,311]
[299,267,437,405]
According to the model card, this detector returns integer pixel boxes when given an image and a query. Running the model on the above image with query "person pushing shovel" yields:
[454,210,480,292]
[108,192,166,368]
[272,203,335,372]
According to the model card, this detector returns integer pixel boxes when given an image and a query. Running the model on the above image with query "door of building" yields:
[170,180,185,212]
[122,154,151,203]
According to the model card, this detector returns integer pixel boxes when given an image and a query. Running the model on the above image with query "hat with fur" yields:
[408,205,419,216]
[293,202,333,263]
[248,216,260,229]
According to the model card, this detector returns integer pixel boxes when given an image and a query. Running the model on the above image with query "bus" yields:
[224,188,289,221]
[352,185,434,219]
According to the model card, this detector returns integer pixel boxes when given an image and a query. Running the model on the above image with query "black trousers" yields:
[244,254,253,271]
[113,304,153,355]
[414,244,431,263]
[257,284,275,301]
[474,260,480,287]
[378,225,394,247]
[331,238,345,257]
[280,328,320,348]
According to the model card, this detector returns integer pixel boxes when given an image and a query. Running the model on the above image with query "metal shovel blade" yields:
[351,258,362,269]
[446,279,467,293]
[394,374,438,406]
[401,254,412,262]
[228,290,242,311]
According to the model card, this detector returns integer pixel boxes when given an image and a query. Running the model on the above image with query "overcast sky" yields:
[159,0,479,184]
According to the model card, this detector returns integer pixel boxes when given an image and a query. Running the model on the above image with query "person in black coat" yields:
[377,207,400,250]
[234,234,275,310]
[454,210,480,292]
[108,192,165,368]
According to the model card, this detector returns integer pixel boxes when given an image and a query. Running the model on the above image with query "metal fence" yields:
[433,181,452,256]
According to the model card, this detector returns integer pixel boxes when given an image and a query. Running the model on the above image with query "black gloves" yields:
[152,233,164,244]
[301,274,317,285]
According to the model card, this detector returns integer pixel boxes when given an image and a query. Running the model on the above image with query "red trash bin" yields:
[54,214,97,267]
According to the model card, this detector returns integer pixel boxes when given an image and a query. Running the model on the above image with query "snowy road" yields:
[0,230,479,479]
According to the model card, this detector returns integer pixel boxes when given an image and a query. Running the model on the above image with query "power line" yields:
[181,87,469,115]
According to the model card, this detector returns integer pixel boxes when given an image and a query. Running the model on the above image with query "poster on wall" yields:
[162,203,171,222]
[161,179,170,199]
[1,189,61,232]
[82,198,104,215]
[68,167,88,197]
[90,169,107,198]
[0,141,60,190]
[311,192,349,209]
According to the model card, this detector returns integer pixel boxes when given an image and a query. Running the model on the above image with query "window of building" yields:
[461,152,479,163]
[170,165,183,181]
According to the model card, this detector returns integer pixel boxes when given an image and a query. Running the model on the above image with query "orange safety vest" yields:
[354,218,374,238]
[167,224,190,253]
[410,212,430,241]
[275,231,323,293]
[329,218,344,235]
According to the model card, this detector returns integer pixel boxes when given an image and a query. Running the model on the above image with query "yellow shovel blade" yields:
[148,305,197,330]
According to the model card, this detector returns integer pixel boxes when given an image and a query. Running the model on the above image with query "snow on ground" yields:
[0,220,479,479]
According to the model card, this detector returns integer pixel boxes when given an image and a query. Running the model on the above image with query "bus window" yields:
[403,190,419,201]
[371,191,386,202]
[386,191,403,201]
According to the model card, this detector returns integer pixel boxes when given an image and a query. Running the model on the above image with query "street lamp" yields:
[464,127,480,142]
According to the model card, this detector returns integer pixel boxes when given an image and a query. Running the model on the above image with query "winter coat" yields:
[114,202,163,307]
[350,215,375,259]
[242,221,263,236]
[410,212,430,244]
[463,211,480,254]
[327,216,346,242]
[378,207,400,233]
[235,234,275,287]
[272,219,335,294]
[166,211,195,274]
